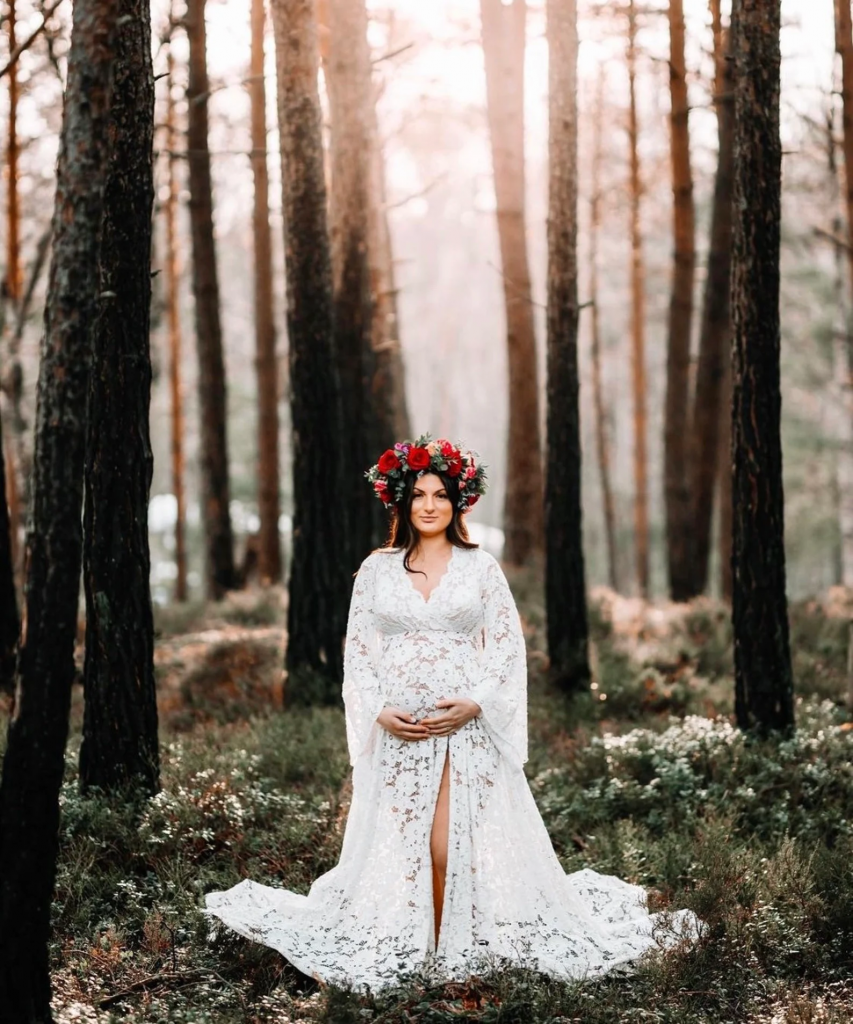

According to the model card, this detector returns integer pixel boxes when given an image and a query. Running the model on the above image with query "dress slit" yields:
[430,737,451,952]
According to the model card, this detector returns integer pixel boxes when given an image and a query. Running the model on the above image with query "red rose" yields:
[378,485,391,504]
[407,446,431,470]
[439,440,454,456]
[446,458,463,477]
[466,494,479,508]
[377,449,401,474]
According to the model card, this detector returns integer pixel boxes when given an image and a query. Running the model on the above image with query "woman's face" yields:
[409,473,453,539]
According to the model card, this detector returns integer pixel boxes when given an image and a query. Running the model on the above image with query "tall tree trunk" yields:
[834,0,853,585]
[664,0,695,601]
[6,0,21,307]
[0,11,21,689]
[545,0,589,693]
[480,0,543,567]
[165,41,188,603]
[270,0,350,705]
[837,0,853,306]
[79,0,159,797]
[718,349,733,601]
[688,9,734,597]
[251,0,282,584]
[831,182,853,587]
[589,70,618,592]
[730,0,794,734]
[627,0,649,598]
[4,0,22,590]
[186,0,237,599]
[0,0,117,1014]
[324,0,380,563]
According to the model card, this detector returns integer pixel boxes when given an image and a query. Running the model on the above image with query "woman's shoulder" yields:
[463,545,498,567]
[359,547,400,571]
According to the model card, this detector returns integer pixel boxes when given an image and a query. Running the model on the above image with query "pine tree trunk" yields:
[480,0,543,567]
[165,40,188,603]
[831,196,853,586]
[4,0,23,594]
[627,0,649,598]
[837,0,853,306]
[324,0,380,563]
[688,11,734,597]
[589,70,618,592]
[186,0,237,599]
[664,0,695,601]
[0,0,118,1013]
[79,0,159,797]
[834,0,853,585]
[545,0,590,693]
[6,0,21,306]
[730,0,794,734]
[270,0,350,705]
[718,351,733,602]
[251,0,283,584]
[0,8,21,688]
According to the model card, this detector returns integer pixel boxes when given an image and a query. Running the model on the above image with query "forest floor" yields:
[4,566,852,1023]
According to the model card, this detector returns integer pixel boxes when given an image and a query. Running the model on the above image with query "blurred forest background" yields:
[0,0,846,603]
[0,0,852,1021]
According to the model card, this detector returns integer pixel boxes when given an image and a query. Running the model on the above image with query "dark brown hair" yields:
[374,469,478,578]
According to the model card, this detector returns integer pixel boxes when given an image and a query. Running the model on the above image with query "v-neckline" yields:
[404,545,457,604]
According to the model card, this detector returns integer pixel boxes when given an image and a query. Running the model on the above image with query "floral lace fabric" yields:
[204,546,700,991]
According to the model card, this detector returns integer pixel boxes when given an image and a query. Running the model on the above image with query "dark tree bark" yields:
[78,0,159,797]
[545,0,589,693]
[688,12,734,597]
[165,40,188,602]
[718,351,733,601]
[730,0,794,734]
[627,0,649,598]
[251,0,282,585]
[0,422,18,692]
[589,69,618,593]
[480,0,543,567]
[186,0,237,600]
[324,0,381,562]
[0,0,118,1015]
[270,0,350,705]
[663,0,695,601]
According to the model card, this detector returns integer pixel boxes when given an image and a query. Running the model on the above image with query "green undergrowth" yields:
[24,583,853,1022]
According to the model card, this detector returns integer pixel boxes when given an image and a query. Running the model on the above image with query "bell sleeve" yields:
[342,553,386,767]
[468,552,528,771]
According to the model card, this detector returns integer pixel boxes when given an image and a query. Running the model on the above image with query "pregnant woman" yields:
[204,434,699,991]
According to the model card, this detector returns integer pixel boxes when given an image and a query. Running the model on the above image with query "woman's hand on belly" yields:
[377,706,431,741]
[419,697,482,737]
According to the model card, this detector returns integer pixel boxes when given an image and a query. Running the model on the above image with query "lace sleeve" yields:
[468,552,528,770]
[342,553,385,766]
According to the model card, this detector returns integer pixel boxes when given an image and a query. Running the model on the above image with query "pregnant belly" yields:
[379,630,481,717]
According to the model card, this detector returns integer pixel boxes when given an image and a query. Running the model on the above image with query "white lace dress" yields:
[204,545,700,991]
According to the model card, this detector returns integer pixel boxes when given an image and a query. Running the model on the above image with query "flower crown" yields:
[365,433,488,513]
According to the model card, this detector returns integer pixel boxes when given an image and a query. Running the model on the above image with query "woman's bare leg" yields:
[430,748,451,948]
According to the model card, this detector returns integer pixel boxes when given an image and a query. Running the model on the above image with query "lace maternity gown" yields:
[204,545,699,991]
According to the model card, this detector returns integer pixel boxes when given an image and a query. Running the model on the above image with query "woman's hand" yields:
[419,697,481,737]
[376,706,430,741]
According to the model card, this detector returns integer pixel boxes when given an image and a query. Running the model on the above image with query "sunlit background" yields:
[4,0,843,599]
